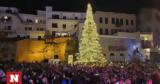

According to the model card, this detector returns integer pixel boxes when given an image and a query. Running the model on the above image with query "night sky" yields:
[0,0,159,14]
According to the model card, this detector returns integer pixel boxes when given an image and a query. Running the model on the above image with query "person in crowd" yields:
[0,62,158,84]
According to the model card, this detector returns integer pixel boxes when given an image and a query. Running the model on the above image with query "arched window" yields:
[54,55,59,59]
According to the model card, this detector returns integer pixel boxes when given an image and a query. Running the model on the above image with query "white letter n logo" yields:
[10,74,19,82]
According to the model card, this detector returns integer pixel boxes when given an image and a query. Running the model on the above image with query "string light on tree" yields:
[77,3,107,66]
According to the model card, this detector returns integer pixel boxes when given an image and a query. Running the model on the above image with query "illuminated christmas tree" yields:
[77,3,107,66]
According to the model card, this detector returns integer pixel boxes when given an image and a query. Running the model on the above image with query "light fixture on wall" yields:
[4,16,8,20]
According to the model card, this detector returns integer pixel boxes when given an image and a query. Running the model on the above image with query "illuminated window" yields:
[35,19,38,23]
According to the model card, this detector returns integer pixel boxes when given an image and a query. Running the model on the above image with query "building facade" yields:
[94,11,136,35]
[0,6,144,62]
[100,32,144,62]
[138,8,160,48]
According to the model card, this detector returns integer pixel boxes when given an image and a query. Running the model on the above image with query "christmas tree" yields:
[77,3,107,66]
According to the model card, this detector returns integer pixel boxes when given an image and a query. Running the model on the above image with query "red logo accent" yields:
[6,71,22,84]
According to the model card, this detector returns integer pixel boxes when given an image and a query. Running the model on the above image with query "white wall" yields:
[100,35,140,62]
[46,19,79,34]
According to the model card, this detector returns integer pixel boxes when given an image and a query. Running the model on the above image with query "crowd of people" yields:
[0,62,160,84]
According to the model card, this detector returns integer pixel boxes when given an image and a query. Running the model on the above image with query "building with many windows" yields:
[0,7,46,38]
[37,6,85,37]
[94,11,136,35]
[0,6,137,39]
[0,6,145,62]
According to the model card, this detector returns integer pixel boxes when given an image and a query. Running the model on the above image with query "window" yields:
[26,19,33,23]
[25,27,32,31]
[99,17,103,23]
[116,18,119,24]
[8,26,11,30]
[131,20,134,25]
[105,29,108,35]
[99,28,103,35]
[35,19,38,23]
[6,9,12,13]
[54,55,59,59]
[112,18,115,24]
[63,16,66,19]
[17,35,20,38]
[120,53,124,56]
[29,27,32,31]
[62,24,66,29]
[105,18,108,24]
[52,23,58,28]
[75,17,78,20]
[39,20,43,23]
[52,14,59,19]
[110,53,114,56]
[27,35,30,39]
[74,24,77,28]
[6,26,11,30]
[52,31,56,36]
[120,19,123,25]
[37,28,44,31]
[25,27,27,31]
[126,19,129,25]
[111,29,115,35]
[38,36,41,40]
